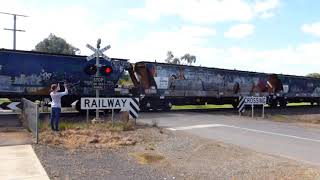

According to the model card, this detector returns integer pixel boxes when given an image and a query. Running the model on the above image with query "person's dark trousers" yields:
[50,107,61,131]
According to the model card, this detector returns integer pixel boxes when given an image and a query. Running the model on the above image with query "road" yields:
[138,111,320,166]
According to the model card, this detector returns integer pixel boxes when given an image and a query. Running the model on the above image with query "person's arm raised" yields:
[62,82,68,95]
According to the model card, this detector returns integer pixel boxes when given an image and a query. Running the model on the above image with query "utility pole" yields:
[0,12,28,50]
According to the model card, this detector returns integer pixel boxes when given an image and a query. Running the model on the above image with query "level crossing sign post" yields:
[86,39,111,122]
[238,96,267,118]
[81,97,140,125]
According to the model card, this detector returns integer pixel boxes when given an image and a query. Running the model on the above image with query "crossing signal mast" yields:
[0,12,28,50]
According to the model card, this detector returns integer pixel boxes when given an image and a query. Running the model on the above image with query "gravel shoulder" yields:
[33,124,320,180]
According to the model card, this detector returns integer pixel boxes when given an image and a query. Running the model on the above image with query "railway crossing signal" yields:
[86,44,111,61]
[86,39,112,122]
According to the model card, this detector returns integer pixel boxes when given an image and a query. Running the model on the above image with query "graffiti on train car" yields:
[142,63,272,97]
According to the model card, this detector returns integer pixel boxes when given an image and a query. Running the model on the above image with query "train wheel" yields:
[232,102,239,108]
[161,105,171,112]
[269,100,278,108]
[279,100,287,108]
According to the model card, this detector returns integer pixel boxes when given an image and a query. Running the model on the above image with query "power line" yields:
[0,12,28,50]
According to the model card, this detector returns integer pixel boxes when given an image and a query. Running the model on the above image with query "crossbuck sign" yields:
[86,44,111,61]
[86,40,111,121]
[238,96,267,118]
[81,97,140,119]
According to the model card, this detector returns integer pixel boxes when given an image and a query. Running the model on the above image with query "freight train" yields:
[0,49,319,111]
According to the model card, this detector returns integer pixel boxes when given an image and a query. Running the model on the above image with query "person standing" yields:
[50,82,68,131]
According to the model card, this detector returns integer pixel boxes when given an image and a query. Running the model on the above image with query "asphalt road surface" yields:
[138,111,320,166]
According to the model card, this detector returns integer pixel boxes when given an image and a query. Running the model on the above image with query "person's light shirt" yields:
[50,88,68,108]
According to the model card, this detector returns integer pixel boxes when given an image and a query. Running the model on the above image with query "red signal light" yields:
[105,67,112,74]
[100,65,113,76]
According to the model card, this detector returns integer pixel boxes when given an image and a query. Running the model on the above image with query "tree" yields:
[181,53,196,65]
[164,51,196,65]
[34,33,79,55]
[307,73,320,78]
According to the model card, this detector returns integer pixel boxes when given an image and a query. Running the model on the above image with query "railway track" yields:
[0,105,319,117]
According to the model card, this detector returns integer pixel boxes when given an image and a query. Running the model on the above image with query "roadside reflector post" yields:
[262,105,265,118]
[112,109,114,127]
[251,104,254,118]
[86,109,89,123]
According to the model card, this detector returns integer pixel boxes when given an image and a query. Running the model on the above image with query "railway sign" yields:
[0,101,22,111]
[238,96,267,118]
[81,97,140,119]
[93,76,104,89]
[86,44,111,61]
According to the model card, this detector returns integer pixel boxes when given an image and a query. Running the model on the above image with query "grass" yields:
[0,98,10,104]
[172,104,233,110]
[172,102,311,110]
[40,121,89,131]
[287,102,309,106]
[40,120,135,131]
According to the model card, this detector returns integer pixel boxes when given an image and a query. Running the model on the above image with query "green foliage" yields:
[118,72,133,86]
[307,73,320,78]
[172,104,233,110]
[34,33,79,55]
[0,98,10,104]
[164,51,197,65]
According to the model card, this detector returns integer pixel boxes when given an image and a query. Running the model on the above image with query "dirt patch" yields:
[131,152,165,165]
[36,121,320,179]
[39,123,139,149]
[126,128,320,180]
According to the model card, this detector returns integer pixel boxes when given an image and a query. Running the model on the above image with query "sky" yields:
[0,0,319,76]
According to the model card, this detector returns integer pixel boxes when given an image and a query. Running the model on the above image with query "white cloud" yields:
[254,0,279,18]
[199,42,320,75]
[109,25,216,61]
[129,0,280,23]
[224,24,255,39]
[302,22,320,37]
[111,29,320,76]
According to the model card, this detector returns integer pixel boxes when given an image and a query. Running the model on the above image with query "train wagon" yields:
[0,49,131,109]
[133,61,320,110]
[1,49,320,112]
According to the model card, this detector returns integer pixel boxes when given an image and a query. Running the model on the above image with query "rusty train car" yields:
[134,62,320,110]
[1,49,320,111]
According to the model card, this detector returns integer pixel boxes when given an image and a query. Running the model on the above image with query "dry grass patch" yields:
[131,152,165,165]
[270,114,320,125]
[39,121,139,149]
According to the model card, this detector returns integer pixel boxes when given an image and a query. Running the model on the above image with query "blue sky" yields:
[0,0,319,75]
